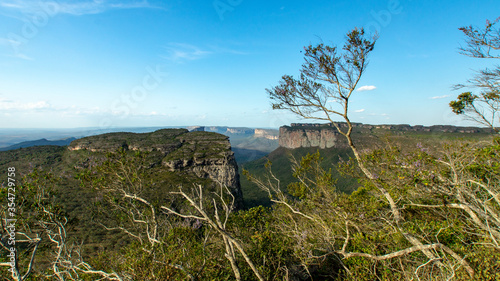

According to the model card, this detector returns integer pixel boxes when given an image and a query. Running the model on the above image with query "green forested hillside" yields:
[0,129,247,280]
[240,127,494,208]
[241,146,356,208]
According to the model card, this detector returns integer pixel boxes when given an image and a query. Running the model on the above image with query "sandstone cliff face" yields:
[279,123,495,149]
[288,122,495,133]
[162,132,243,206]
[254,129,279,140]
[69,129,243,207]
[279,126,344,149]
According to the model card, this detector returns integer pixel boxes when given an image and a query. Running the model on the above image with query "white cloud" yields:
[0,38,33,59]
[0,99,51,110]
[9,53,33,60]
[206,44,249,56]
[430,94,451,100]
[354,109,365,113]
[0,2,23,9]
[0,38,21,46]
[134,111,167,117]
[0,1,164,16]
[356,85,376,92]
[162,43,212,62]
[368,113,389,117]
[58,1,161,16]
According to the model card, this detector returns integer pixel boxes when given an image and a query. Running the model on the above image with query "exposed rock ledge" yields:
[279,126,344,149]
[279,122,495,149]
[68,129,243,207]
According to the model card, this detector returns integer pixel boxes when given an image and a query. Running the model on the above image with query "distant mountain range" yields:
[0,126,280,163]
[0,137,77,151]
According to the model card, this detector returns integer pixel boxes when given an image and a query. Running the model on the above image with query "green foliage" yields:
[3,20,500,279]
[466,137,500,179]
[241,146,357,208]
[242,133,500,280]
[450,92,476,114]
[288,151,337,200]
[230,206,297,280]
[458,245,500,280]
[451,18,500,132]
[268,28,376,122]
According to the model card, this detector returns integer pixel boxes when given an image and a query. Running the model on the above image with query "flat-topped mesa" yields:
[254,129,279,140]
[68,129,189,153]
[279,125,344,149]
[226,128,254,134]
[162,132,243,205]
[280,122,496,149]
[68,129,243,207]
[288,122,495,133]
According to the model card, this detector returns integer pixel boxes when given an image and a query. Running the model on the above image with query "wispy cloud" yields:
[58,0,163,16]
[162,43,212,62]
[131,111,167,117]
[368,112,389,117]
[0,2,24,9]
[0,98,51,110]
[0,0,164,16]
[357,85,376,92]
[430,94,451,100]
[161,42,249,63]
[0,38,20,46]
[0,38,32,59]
[0,37,34,60]
[354,109,365,113]
[7,53,33,60]
[206,44,250,56]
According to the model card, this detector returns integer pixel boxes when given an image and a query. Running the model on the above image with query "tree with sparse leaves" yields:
[450,17,500,132]
[259,27,478,279]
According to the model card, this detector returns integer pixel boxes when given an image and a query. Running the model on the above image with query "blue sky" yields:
[0,0,499,129]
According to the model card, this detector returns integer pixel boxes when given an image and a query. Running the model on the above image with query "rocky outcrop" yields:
[254,129,279,140]
[226,128,254,134]
[68,129,243,207]
[279,122,495,149]
[206,126,255,135]
[187,126,205,132]
[279,125,344,149]
[288,122,495,133]
[68,129,188,153]
[162,132,243,206]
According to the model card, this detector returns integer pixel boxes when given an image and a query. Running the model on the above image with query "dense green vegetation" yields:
[1,20,499,280]
[1,132,499,280]
[241,146,358,208]
[0,130,244,280]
